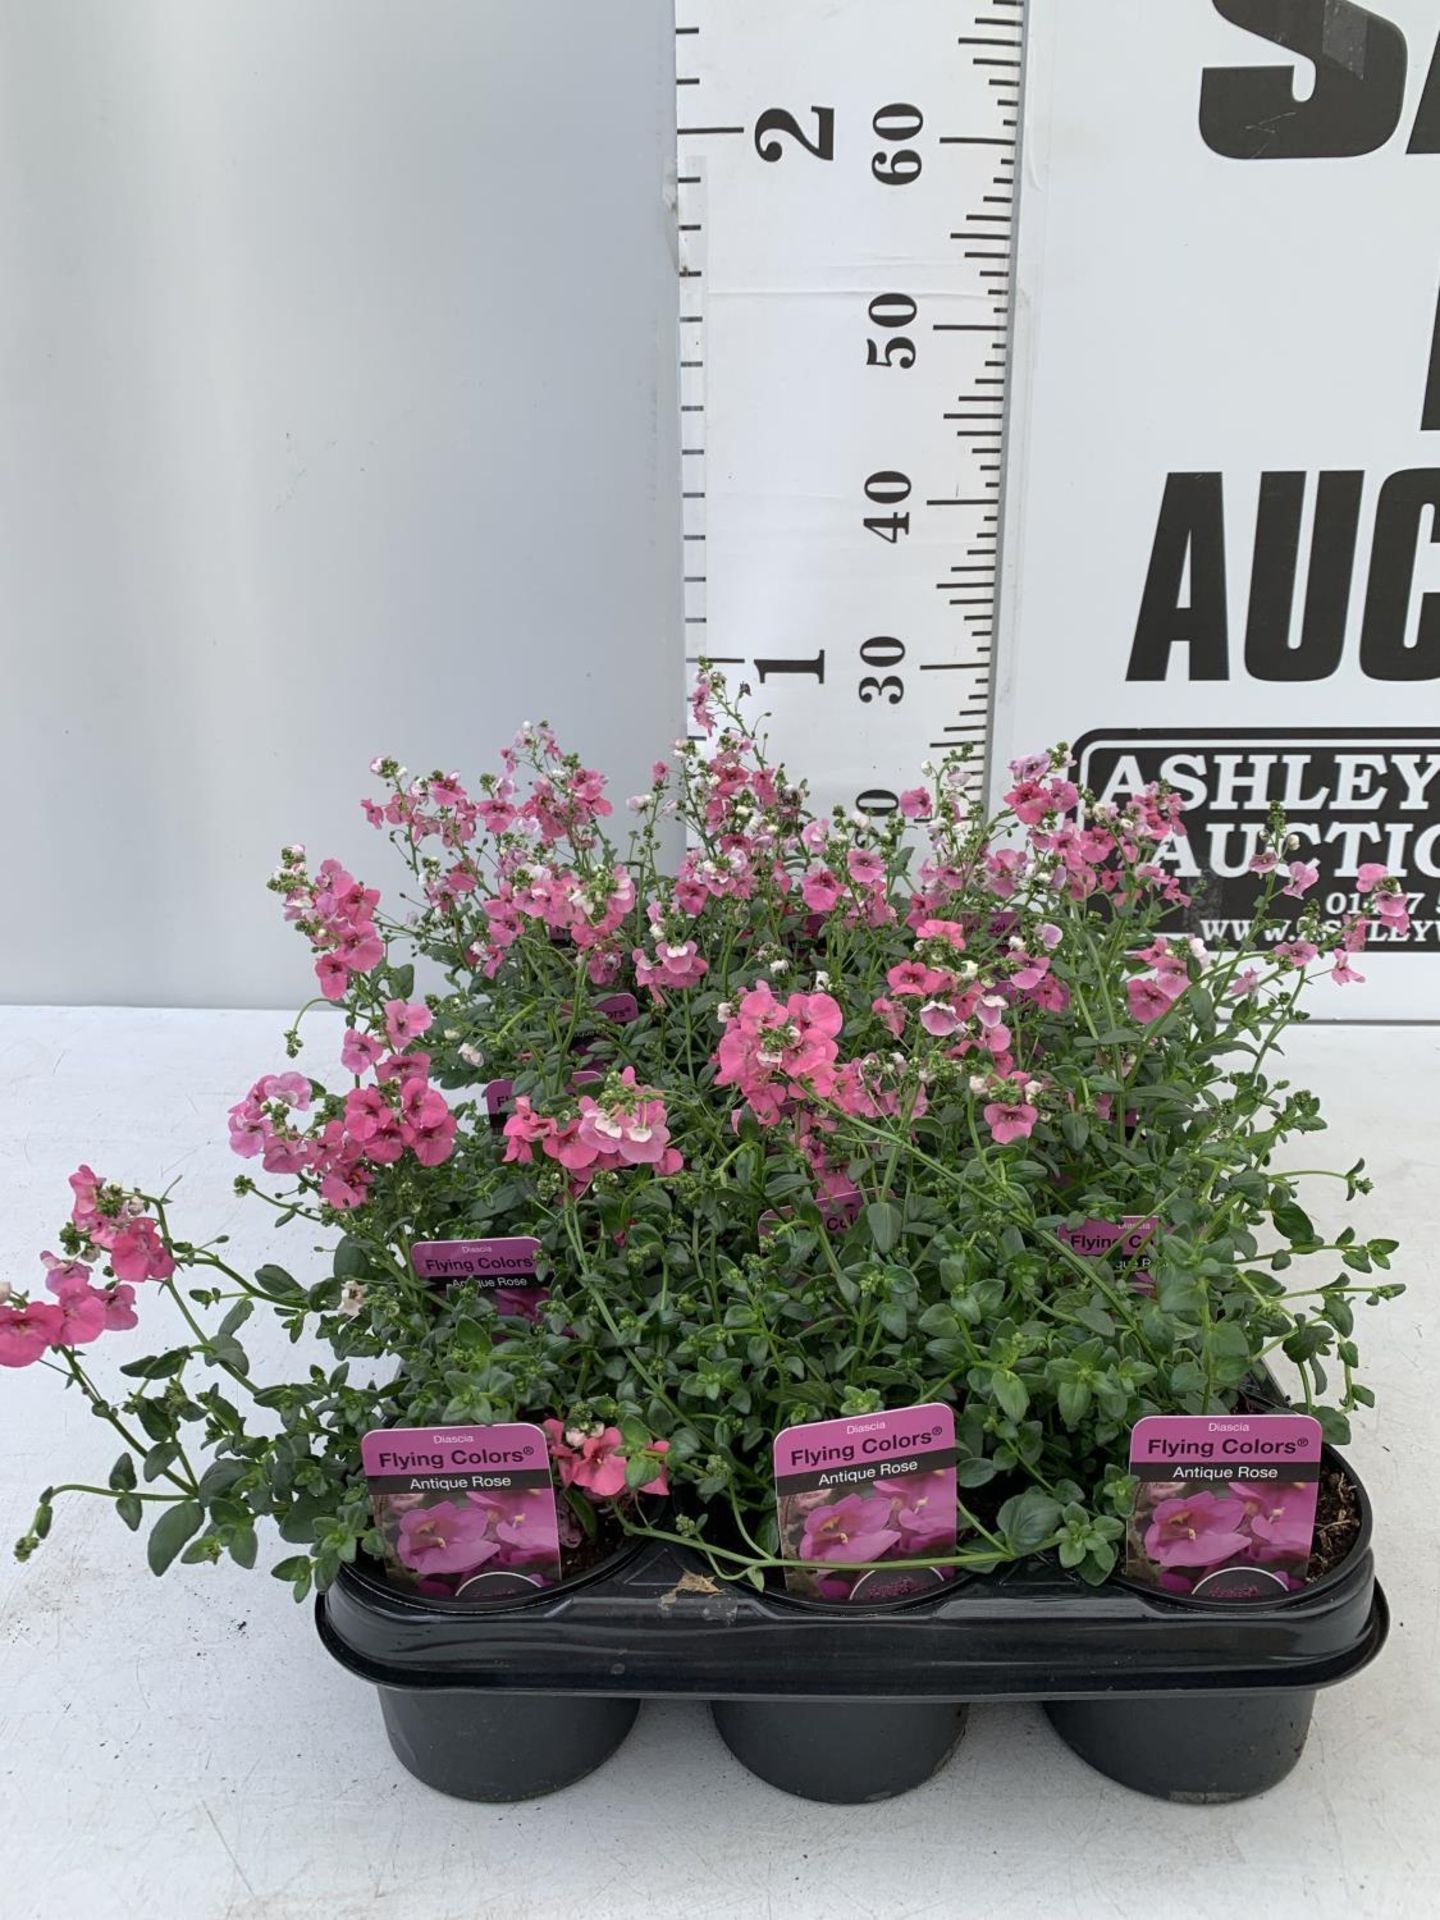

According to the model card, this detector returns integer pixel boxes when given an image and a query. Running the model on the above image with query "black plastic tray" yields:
[317,1450,1388,1805]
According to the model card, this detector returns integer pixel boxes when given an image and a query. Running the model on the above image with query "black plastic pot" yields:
[318,1550,643,1801]
[316,1446,1387,1805]
[712,1699,969,1803]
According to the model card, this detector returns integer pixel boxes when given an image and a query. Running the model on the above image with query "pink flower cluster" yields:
[502,1068,682,1190]
[633,904,709,996]
[227,1002,456,1209]
[68,1166,175,1283]
[0,1166,165,1368]
[714,984,843,1126]
[273,853,385,1003]
[991,760,1190,911]
[1124,935,1196,1024]
[482,864,636,983]
[542,1420,669,1498]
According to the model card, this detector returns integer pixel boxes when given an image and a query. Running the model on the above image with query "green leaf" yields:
[992,1370,1029,1421]
[1057,1380,1092,1428]
[115,1491,143,1532]
[218,1300,254,1340]
[333,1237,370,1280]
[228,1524,258,1570]
[119,1347,191,1381]
[997,1488,1062,1554]
[1316,1406,1352,1446]
[252,1265,307,1305]
[108,1453,136,1492]
[865,1202,902,1255]
[147,1501,203,1576]
[143,1443,180,1483]
[1272,1201,1317,1247]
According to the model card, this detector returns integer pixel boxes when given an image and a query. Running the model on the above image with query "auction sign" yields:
[994,0,1440,1018]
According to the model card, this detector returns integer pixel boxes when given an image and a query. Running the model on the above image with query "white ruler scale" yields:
[674,0,1025,815]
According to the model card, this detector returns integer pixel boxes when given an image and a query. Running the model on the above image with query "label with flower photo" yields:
[772,1402,958,1603]
[1125,1413,1324,1600]
[362,1422,562,1600]
[1057,1215,1162,1293]
[409,1235,548,1323]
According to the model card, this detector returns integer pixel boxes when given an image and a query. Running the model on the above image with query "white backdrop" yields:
[0,0,680,1008]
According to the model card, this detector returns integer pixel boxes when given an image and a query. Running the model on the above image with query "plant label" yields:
[1125,1412,1324,1600]
[1057,1215,1162,1293]
[409,1236,547,1322]
[772,1402,958,1603]
[758,1183,862,1243]
[484,1078,515,1129]
[362,1422,563,1599]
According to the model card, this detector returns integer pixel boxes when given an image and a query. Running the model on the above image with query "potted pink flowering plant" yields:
[5,668,1399,1803]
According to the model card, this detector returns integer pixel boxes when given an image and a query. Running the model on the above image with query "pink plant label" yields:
[758,1184,862,1243]
[595,992,640,1023]
[772,1402,958,1603]
[410,1235,541,1283]
[1057,1215,1162,1292]
[1125,1413,1324,1601]
[409,1237,548,1324]
[362,1421,562,1599]
[484,1078,515,1125]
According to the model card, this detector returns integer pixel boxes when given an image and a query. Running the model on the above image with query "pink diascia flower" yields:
[542,1422,668,1499]
[396,1500,500,1576]
[1281,861,1319,899]
[898,787,932,820]
[983,1096,1038,1147]
[1274,939,1318,970]
[799,1492,901,1565]
[0,1300,66,1368]
[800,867,842,914]
[1143,1490,1250,1570]
[1126,975,1177,1024]
[384,1000,434,1051]
[634,937,709,994]
[341,1028,386,1075]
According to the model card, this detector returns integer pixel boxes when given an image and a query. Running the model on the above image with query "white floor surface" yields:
[1,1006,1437,1920]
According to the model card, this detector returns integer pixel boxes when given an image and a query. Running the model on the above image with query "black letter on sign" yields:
[1246,470,1363,680]
[1200,0,1407,159]
[1423,273,1440,429]
[1128,474,1230,682]
[1360,470,1440,681]
[1406,29,1440,151]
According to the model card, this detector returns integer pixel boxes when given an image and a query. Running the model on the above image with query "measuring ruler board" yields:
[674,0,1025,815]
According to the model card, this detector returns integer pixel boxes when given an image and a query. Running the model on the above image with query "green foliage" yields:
[10,681,1406,1597]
